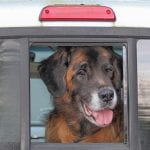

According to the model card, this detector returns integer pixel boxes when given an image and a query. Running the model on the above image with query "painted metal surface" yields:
[0,1,150,27]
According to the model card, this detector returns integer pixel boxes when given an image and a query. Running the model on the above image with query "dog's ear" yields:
[112,52,123,90]
[38,47,71,97]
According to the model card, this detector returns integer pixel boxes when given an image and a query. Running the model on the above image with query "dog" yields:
[38,46,124,143]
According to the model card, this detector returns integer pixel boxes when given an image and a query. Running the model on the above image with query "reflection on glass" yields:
[137,40,150,128]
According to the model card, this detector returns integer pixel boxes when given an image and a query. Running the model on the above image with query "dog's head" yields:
[39,47,122,127]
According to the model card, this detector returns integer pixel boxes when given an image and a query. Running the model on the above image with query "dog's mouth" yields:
[82,103,113,127]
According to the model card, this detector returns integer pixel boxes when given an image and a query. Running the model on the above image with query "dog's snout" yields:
[98,88,114,103]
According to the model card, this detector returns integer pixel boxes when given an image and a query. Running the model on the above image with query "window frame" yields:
[30,42,128,144]
[0,27,144,150]
[29,39,136,150]
[28,38,135,150]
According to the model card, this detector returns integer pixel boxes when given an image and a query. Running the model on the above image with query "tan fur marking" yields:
[66,66,74,91]
[96,47,112,59]
[66,50,87,91]
[46,114,78,143]
[80,117,124,143]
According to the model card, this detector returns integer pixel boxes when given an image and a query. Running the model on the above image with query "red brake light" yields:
[39,5,116,21]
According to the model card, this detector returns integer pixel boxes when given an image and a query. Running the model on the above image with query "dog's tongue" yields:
[92,109,113,126]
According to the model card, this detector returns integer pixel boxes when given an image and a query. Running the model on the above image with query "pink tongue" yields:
[92,109,113,126]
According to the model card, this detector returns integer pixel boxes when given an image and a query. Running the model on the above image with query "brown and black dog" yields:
[38,46,124,143]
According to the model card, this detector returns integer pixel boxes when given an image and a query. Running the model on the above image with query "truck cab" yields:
[0,1,150,150]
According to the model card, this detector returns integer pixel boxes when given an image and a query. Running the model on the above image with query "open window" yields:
[30,44,127,144]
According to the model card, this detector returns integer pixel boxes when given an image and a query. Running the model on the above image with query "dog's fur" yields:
[38,46,124,143]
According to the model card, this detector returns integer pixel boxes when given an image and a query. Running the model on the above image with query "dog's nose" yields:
[98,88,114,103]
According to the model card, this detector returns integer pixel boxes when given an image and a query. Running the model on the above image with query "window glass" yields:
[30,45,126,144]
[137,40,150,147]
[0,40,21,148]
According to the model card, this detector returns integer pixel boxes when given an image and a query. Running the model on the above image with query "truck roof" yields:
[0,0,150,28]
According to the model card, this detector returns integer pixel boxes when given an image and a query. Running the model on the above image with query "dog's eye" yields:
[105,67,113,73]
[77,63,88,75]
[77,69,86,76]
[104,65,113,73]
